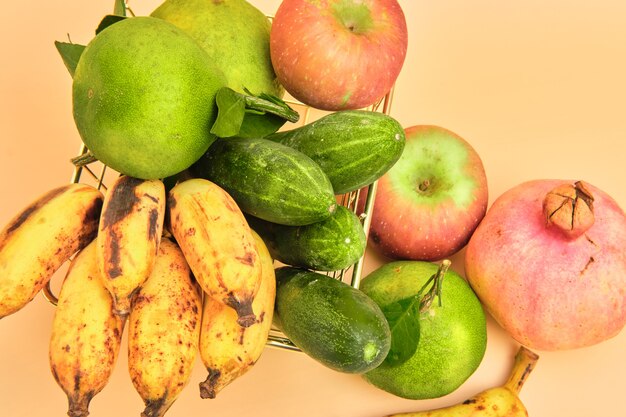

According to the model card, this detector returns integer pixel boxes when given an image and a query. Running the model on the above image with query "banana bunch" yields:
[1,175,275,416]
[385,346,540,417]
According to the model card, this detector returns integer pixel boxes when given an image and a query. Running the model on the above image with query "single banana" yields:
[49,240,125,417]
[198,230,276,399]
[0,183,103,318]
[128,238,202,417]
[167,178,262,327]
[385,346,539,417]
[97,175,165,316]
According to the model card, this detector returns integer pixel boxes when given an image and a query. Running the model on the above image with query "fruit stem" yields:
[419,259,451,313]
[70,150,98,167]
[543,180,595,238]
[504,346,540,395]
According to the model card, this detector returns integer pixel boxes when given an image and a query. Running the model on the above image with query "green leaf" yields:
[211,88,247,138]
[238,113,288,138]
[95,14,126,34]
[113,0,127,16]
[54,41,86,77]
[380,295,421,367]
[210,87,300,138]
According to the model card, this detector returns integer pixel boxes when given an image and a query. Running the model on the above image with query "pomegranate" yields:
[465,179,626,350]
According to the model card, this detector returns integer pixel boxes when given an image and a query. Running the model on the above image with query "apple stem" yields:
[417,179,430,192]
[419,259,451,313]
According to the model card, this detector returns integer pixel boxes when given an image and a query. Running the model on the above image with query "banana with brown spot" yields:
[0,183,103,318]
[128,238,202,417]
[198,230,276,399]
[167,178,262,327]
[97,175,166,316]
[49,240,125,417]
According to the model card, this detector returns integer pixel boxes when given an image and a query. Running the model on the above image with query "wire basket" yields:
[43,4,395,352]
[44,89,394,353]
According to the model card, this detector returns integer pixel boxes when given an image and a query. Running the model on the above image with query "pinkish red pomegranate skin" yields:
[465,179,626,351]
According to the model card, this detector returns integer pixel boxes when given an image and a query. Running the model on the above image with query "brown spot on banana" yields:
[148,207,160,242]
[100,176,142,230]
[236,251,257,266]
[1,185,67,236]
[105,229,123,279]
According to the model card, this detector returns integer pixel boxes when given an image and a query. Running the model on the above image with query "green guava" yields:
[151,0,282,97]
[360,260,487,399]
[72,16,227,179]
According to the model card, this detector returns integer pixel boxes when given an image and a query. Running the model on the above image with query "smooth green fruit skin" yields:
[72,17,227,180]
[360,261,487,399]
[267,110,405,194]
[274,267,391,374]
[151,0,282,97]
[190,137,336,226]
[247,205,366,271]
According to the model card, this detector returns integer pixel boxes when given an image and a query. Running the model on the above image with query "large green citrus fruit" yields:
[72,16,227,179]
[151,0,282,97]
[360,260,487,399]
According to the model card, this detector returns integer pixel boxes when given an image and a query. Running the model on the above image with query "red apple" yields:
[366,125,488,261]
[269,0,408,111]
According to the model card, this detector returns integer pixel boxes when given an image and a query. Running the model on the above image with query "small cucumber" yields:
[266,110,405,194]
[274,267,391,374]
[247,205,366,271]
[190,137,336,226]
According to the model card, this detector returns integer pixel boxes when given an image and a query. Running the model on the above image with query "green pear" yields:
[72,16,227,179]
[151,0,282,97]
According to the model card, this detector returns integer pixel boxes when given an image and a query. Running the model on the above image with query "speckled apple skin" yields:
[269,0,408,111]
[367,125,488,261]
[465,179,626,351]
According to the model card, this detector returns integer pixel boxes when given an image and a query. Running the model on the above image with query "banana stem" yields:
[504,346,540,394]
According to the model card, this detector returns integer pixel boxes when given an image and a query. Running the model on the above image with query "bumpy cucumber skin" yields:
[274,267,391,374]
[247,206,366,271]
[190,137,336,226]
[266,110,406,194]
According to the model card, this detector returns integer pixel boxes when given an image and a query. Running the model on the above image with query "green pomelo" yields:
[360,261,487,399]
[72,16,227,179]
[151,0,282,97]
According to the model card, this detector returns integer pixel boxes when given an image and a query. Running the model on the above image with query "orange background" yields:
[1,1,625,416]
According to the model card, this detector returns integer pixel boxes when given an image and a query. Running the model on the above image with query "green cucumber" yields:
[274,267,391,374]
[247,205,366,271]
[266,110,405,194]
[190,137,336,226]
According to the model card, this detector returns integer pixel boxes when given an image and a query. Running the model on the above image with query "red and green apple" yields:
[269,0,408,111]
[366,125,488,261]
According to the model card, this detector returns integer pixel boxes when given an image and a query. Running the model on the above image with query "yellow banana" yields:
[97,175,165,316]
[167,178,262,327]
[128,238,202,417]
[385,346,539,417]
[0,183,103,318]
[49,240,125,417]
[198,230,276,399]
